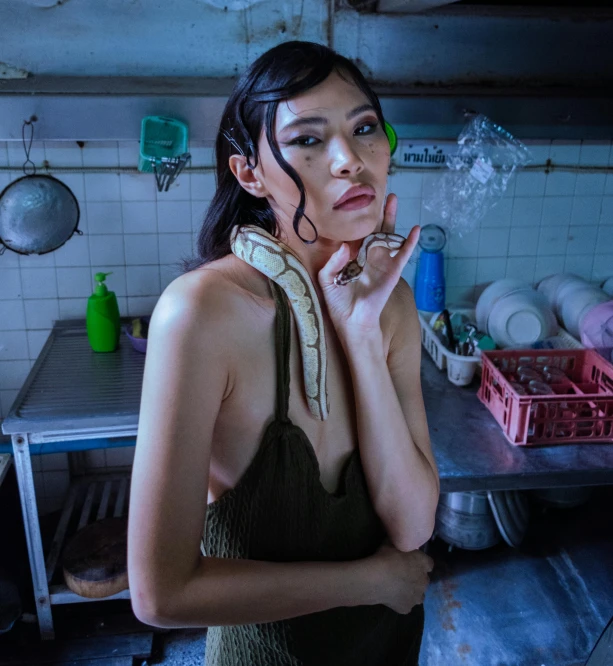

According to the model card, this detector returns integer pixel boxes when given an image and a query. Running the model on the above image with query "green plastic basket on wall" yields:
[138,116,189,173]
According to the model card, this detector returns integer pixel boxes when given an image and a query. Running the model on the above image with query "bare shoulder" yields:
[387,277,420,331]
[155,256,265,322]
[387,277,421,356]
[149,255,273,357]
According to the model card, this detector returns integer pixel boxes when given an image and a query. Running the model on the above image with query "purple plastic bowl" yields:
[124,316,150,353]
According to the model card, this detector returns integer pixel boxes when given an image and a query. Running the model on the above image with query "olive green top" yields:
[201,279,424,666]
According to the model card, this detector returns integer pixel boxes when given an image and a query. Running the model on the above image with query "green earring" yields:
[384,121,398,156]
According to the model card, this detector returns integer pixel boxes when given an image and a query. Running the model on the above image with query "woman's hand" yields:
[367,539,434,615]
[318,193,420,343]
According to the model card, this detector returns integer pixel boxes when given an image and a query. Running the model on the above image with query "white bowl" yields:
[487,290,558,348]
[537,273,581,310]
[553,276,591,317]
[559,286,609,338]
[475,279,532,333]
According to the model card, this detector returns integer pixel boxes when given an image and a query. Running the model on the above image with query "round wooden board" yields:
[62,516,128,599]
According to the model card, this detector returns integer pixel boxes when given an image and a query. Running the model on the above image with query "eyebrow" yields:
[279,103,376,132]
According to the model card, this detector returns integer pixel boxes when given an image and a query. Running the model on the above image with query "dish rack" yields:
[418,309,481,386]
[418,309,584,388]
[478,348,613,446]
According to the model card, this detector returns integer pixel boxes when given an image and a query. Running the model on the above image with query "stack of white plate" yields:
[476,279,558,348]
[537,274,609,338]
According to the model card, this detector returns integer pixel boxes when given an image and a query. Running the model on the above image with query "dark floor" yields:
[1,484,612,665]
[420,486,613,666]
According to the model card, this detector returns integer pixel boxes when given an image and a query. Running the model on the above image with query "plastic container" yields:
[580,300,613,348]
[418,309,481,386]
[478,348,613,446]
[86,272,120,352]
[138,116,189,173]
[414,249,445,312]
[125,316,150,353]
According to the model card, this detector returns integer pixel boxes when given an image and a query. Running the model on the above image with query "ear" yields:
[229,155,270,199]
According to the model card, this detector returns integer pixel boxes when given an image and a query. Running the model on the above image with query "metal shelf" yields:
[46,472,132,606]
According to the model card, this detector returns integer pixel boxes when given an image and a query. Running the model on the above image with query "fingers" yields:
[419,551,435,572]
[317,242,350,288]
[381,193,398,234]
[391,224,420,272]
[406,225,421,252]
[416,550,435,572]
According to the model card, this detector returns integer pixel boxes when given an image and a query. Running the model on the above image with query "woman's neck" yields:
[277,226,362,306]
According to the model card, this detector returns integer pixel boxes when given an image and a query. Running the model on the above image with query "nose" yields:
[329,137,365,178]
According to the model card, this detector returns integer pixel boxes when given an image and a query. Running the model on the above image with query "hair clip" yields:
[221,128,246,156]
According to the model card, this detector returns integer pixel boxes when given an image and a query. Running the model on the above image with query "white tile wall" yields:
[392,140,613,306]
[1,138,613,513]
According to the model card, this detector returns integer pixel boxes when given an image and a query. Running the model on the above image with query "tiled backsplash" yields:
[1,138,612,513]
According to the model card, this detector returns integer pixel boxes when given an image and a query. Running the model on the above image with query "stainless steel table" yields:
[3,319,613,638]
[1,319,143,639]
[421,356,613,493]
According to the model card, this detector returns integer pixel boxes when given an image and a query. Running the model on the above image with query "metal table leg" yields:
[12,433,55,640]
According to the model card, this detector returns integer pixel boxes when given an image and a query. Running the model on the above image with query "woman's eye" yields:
[288,135,320,147]
[286,122,379,146]
[355,122,378,136]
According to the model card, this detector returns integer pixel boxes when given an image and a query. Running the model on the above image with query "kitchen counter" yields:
[421,355,613,492]
[3,319,613,491]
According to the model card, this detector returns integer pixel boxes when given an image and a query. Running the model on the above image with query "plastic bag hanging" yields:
[423,114,533,235]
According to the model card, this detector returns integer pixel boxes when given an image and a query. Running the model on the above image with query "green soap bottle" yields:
[86,272,121,352]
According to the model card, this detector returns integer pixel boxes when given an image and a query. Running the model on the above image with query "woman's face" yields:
[255,70,390,244]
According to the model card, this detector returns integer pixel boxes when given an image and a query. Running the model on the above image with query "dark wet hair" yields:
[182,40,385,272]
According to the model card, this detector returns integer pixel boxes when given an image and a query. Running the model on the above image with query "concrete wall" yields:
[1,1,612,86]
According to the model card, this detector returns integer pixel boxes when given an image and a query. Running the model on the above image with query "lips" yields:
[333,184,376,209]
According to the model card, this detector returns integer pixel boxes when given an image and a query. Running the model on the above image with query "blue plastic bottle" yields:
[414,224,446,311]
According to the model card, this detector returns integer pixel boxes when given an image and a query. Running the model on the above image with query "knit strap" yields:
[269,278,291,423]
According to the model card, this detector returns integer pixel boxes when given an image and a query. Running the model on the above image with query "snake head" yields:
[334,260,362,286]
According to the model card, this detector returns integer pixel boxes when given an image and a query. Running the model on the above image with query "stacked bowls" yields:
[537,274,609,338]
[476,279,558,348]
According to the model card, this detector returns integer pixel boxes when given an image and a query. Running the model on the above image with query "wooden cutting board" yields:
[62,517,128,599]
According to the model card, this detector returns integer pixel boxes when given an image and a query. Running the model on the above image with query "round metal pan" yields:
[0,174,80,255]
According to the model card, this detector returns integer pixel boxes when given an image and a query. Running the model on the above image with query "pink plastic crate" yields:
[477,349,613,446]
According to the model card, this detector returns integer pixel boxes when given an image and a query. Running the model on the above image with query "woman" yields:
[128,40,439,666]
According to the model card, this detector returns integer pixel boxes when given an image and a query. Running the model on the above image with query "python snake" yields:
[230,225,405,420]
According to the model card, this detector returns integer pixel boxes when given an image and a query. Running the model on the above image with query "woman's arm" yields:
[143,556,379,628]
[128,272,382,628]
[339,278,440,553]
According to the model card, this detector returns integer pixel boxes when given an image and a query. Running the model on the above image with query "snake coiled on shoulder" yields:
[230,225,405,421]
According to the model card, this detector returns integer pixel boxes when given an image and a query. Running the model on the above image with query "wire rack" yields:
[46,472,132,604]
